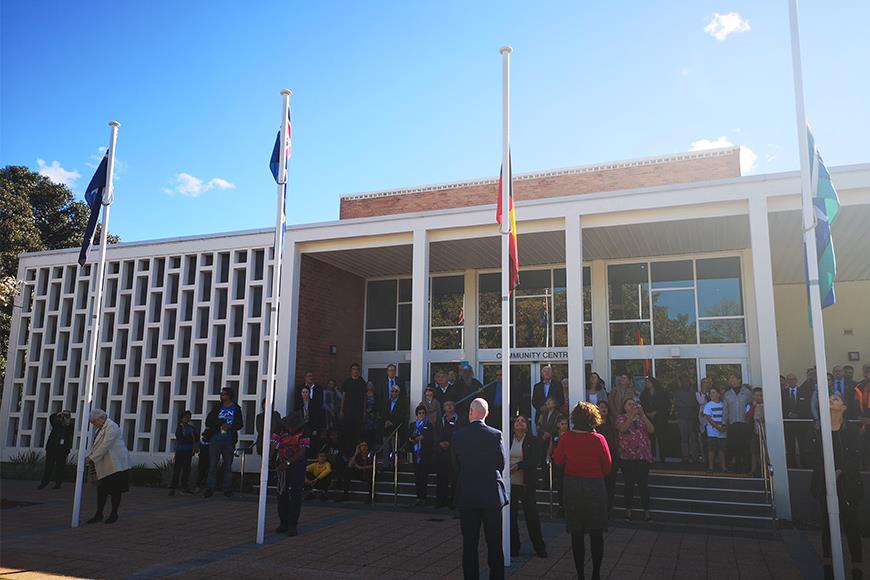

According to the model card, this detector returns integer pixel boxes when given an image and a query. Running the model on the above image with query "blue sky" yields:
[2,1,868,243]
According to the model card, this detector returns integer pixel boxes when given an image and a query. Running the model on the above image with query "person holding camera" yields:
[38,409,74,490]
[204,387,243,498]
[616,398,655,522]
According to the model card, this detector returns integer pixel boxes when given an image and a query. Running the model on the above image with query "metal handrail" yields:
[757,421,777,521]
[369,423,404,505]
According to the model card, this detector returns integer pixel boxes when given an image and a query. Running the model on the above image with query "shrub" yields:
[2,450,45,480]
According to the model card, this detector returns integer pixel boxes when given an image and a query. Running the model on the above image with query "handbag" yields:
[86,462,98,486]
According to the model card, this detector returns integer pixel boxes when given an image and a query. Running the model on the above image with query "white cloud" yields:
[167,172,236,197]
[689,136,756,173]
[690,136,735,151]
[680,66,690,77]
[704,12,750,41]
[36,159,81,187]
[85,146,127,180]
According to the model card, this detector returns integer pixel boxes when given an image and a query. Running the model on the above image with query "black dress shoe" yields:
[105,513,118,524]
[287,526,298,537]
[87,514,103,524]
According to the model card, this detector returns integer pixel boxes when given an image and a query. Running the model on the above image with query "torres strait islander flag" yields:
[496,152,519,292]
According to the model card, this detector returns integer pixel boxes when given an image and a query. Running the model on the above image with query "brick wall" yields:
[340,149,741,219]
[292,255,365,393]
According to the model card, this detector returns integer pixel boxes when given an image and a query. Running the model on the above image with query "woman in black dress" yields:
[810,393,863,580]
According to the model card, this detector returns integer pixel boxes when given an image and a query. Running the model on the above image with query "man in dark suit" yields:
[295,371,323,413]
[531,366,563,429]
[381,383,408,468]
[38,410,74,489]
[433,370,465,407]
[452,398,508,580]
[378,363,405,417]
[781,373,810,468]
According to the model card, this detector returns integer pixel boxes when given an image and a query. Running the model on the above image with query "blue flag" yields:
[806,126,841,310]
[269,110,292,184]
[78,155,109,266]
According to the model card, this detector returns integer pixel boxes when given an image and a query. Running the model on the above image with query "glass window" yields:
[609,322,651,346]
[431,328,463,350]
[397,304,412,350]
[478,273,501,326]
[553,269,566,323]
[651,260,694,289]
[398,278,412,302]
[515,269,550,296]
[652,289,697,344]
[430,276,464,328]
[515,296,551,348]
[697,257,743,316]
[479,327,510,349]
[608,263,649,321]
[365,330,395,352]
[365,280,397,329]
[699,319,746,344]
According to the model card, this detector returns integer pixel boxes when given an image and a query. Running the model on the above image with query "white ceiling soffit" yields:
[769,204,870,284]
[305,216,753,277]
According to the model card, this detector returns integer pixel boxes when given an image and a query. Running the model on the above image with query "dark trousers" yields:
[278,462,305,528]
[820,501,863,567]
[509,484,545,554]
[727,422,751,472]
[170,451,192,490]
[196,447,210,487]
[208,440,235,490]
[621,459,650,511]
[460,507,504,580]
[414,462,430,500]
[604,461,618,510]
[96,488,122,517]
[41,447,69,486]
[435,455,454,506]
[342,467,372,494]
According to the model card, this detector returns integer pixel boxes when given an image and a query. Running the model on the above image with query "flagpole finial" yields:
[108,121,120,127]
[281,89,293,97]
[499,46,513,55]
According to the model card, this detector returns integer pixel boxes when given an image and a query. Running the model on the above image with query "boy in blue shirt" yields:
[169,410,198,495]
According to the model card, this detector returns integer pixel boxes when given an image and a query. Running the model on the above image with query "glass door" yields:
[481,363,532,430]
[699,359,748,389]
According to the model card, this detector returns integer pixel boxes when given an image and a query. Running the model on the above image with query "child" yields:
[341,441,374,503]
[703,387,727,473]
[305,451,333,500]
[169,410,198,495]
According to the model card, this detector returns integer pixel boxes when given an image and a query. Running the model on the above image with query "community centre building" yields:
[3,146,869,522]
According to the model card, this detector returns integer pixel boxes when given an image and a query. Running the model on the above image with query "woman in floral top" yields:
[616,398,655,522]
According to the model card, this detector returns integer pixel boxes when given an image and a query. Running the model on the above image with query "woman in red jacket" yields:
[554,402,613,580]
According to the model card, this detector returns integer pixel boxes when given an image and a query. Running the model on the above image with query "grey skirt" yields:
[563,475,608,533]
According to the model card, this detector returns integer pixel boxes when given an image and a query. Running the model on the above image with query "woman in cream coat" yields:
[86,409,131,524]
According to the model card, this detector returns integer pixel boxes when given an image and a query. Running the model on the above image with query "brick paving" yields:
[0,480,826,579]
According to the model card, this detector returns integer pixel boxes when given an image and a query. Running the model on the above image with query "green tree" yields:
[0,165,120,382]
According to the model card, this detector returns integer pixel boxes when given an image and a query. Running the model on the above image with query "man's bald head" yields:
[469,398,489,421]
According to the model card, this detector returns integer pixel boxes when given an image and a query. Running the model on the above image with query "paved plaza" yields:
[0,479,839,579]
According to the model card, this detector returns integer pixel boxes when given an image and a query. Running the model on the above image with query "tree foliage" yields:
[0,165,120,381]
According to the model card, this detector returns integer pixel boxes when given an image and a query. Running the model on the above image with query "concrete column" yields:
[275,240,300,417]
[410,229,430,423]
[565,212,586,408]
[590,260,609,384]
[748,196,791,519]
[463,269,478,370]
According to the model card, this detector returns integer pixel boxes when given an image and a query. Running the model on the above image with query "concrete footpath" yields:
[0,479,833,579]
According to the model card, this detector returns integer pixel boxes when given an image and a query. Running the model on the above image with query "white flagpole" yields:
[499,45,512,569]
[71,120,120,528]
[787,2,844,578]
[257,88,292,545]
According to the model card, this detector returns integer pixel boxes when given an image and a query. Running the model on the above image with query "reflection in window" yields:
[651,260,693,289]
[697,257,743,317]
[609,322,651,346]
[515,295,551,348]
[699,319,746,344]
[608,263,649,321]
[430,275,464,350]
[652,289,697,344]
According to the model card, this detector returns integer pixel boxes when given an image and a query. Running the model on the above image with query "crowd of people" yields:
[34,361,869,578]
